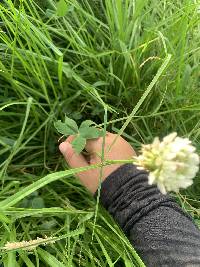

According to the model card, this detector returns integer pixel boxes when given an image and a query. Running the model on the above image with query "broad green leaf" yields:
[79,127,103,139]
[71,136,86,153]
[56,0,68,17]
[79,120,103,139]
[79,120,94,129]
[54,120,77,136]
[64,116,79,132]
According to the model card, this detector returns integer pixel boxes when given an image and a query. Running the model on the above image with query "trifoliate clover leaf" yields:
[55,117,103,153]
[71,136,86,154]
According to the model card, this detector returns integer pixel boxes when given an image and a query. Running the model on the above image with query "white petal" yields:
[163,132,177,144]
[157,182,167,194]
[148,172,156,185]
[188,153,200,165]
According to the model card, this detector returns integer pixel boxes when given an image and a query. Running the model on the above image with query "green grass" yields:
[0,0,200,266]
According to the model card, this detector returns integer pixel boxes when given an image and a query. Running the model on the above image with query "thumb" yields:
[59,141,88,169]
[59,141,99,194]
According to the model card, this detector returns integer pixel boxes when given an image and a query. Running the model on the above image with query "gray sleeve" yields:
[98,164,200,267]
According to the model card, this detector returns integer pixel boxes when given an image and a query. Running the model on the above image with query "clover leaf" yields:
[54,117,103,153]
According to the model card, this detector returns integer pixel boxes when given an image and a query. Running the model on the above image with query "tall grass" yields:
[0,0,200,266]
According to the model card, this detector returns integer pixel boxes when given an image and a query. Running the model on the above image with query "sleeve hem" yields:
[95,163,148,207]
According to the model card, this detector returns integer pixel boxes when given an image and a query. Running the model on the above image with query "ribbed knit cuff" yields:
[95,164,147,208]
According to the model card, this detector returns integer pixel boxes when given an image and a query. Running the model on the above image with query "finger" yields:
[85,139,100,153]
[84,131,112,153]
[66,135,75,143]
[66,135,101,161]
[89,154,102,165]
[59,141,99,193]
[59,141,88,169]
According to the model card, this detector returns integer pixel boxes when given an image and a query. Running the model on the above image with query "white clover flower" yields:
[135,133,199,194]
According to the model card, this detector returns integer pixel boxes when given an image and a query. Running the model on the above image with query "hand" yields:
[59,132,136,194]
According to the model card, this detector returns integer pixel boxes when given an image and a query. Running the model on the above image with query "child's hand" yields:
[59,132,136,194]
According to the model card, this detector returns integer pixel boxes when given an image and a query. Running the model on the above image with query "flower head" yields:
[135,133,199,194]
[3,236,55,251]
